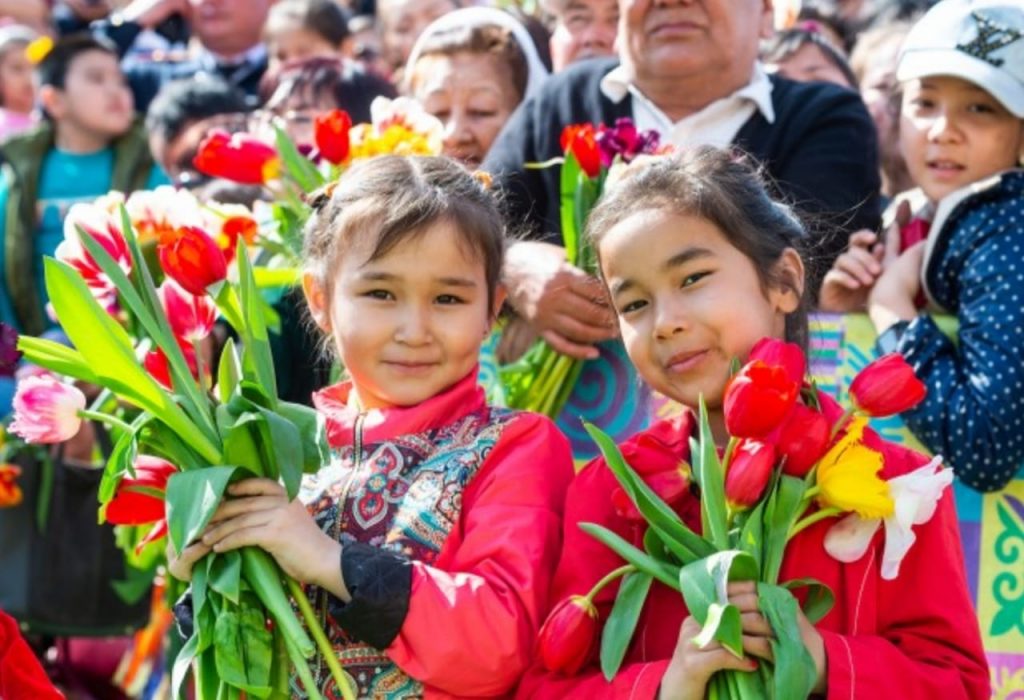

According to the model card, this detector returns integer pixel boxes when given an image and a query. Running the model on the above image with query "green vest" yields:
[1,120,155,335]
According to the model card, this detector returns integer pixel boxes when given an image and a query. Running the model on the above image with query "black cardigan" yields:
[483,58,882,282]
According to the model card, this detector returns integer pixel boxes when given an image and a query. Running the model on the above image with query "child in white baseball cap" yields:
[822,0,1024,494]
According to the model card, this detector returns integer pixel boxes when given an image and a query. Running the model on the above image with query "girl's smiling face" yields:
[304,219,499,410]
[599,208,802,411]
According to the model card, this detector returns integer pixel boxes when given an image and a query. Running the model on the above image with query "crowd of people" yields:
[0,0,1021,698]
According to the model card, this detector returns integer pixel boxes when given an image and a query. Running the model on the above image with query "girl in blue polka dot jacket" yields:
[820,0,1024,493]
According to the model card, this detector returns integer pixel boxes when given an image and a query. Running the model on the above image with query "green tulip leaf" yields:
[600,570,653,680]
[16,335,98,384]
[253,405,303,500]
[560,152,582,265]
[692,601,743,657]
[277,400,330,474]
[782,578,836,624]
[679,550,758,625]
[584,422,713,563]
[208,549,243,605]
[763,475,809,584]
[217,337,243,404]
[98,413,148,508]
[222,411,269,478]
[738,498,766,575]
[237,241,278,403]
[274,124,325,193]
[166,466,238,554]
[757,582,818,700]
[171,632,200,700]
[579,523,681,590]
[696,397,729,550]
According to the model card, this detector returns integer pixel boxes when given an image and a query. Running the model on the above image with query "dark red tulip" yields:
[537,595,600,675]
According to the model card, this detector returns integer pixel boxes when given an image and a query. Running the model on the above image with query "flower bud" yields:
[158,226,227,296]
[725,439,777,511]
[9,375,86,444]
[849,353,926,417]
[771,403,831,477]
[537,595,600,675]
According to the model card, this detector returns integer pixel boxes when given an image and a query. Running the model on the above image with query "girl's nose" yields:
[653,301,688,340]
[394,305,433,345]
[442,112,473,148]
[926,111,962,143]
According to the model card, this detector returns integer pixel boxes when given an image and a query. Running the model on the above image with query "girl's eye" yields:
[619,299,647,315]
[436,294,465,305]
[470,110,497,119]
[967,102,996,114]
[681,271,710,288]
[365,289,394,301]
[909,97,934,110]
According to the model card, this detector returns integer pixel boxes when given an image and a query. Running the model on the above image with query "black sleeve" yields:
[327,542,413,649]
[172,589,195,642]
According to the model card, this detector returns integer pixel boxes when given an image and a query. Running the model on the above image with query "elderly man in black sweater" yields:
[484,0,880,360]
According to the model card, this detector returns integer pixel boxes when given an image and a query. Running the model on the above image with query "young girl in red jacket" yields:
[517,148,989,700]
[169,155,575,699]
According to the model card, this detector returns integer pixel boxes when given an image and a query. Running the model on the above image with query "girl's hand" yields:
[199,478,343,591]
[166,538,212,582]
[658,582,828,700]
[819,230,886,312]
[868,241,925,334]
[658,582,767,700]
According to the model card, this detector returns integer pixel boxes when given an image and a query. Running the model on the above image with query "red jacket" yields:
[0,610,62,699]
[310,370,575,698]
[516,396,989,700]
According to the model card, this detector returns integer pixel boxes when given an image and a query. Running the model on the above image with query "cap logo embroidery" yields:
[956,11,1022,67]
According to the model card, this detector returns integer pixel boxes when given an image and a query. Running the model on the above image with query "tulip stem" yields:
[801,485,821,501]
[77,409,132,434]
[286,578,357,700]
[584,564,636,604]
[721,436,739,472]
[788,507,842,539]
[829,409,856,440]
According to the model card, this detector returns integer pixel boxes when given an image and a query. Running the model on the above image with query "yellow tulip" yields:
[816,417,894,519]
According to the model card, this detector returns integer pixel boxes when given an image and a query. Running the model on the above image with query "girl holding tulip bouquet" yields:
[517,148,988,699]
[169,155,575,699]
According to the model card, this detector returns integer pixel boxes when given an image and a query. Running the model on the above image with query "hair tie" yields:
[25,36,53,65]
[471,170,493,190]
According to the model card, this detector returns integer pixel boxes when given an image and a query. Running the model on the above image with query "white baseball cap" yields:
[897,0,1024,117]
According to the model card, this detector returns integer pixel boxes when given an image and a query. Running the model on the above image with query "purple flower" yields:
[595,118,662,167]
[0,323,21,378]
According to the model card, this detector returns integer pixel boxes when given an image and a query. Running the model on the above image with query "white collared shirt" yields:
[600,62,776,148]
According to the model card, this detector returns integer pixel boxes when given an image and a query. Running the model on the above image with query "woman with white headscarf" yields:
[404,7,549,169]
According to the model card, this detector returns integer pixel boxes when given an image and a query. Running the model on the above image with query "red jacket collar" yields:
[312,368,486,448]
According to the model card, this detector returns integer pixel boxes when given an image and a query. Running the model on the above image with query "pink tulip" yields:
[159,278,216,343]
[9,375,86,443]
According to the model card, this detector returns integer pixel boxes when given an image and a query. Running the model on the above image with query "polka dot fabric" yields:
[898,170,1024,493]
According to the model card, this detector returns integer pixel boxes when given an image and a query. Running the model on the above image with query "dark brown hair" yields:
[410,24,529,105]
[303,155,505,310]
[586,147,810,349]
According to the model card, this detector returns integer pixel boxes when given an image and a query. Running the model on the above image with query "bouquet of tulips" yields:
[9,197,356,699]
[501,119,663,418]
[537,339,952,698]
[191,96,444,273]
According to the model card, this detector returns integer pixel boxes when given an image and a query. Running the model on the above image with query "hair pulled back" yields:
[586,147,810,349]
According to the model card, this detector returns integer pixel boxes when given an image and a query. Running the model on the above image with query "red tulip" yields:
[850,353,926,417]
[537,595,599,675]
[159,279,216,343]
[612,419,692,520]
[105,455,177,553]
[314,109,352,165]
[748,337,806,387]
[144,344,201,391]
[0,464,23,507]
[193,130,280,185]
[723,362,800,438]
[725,439,776,511]
[158,226,227,296]
[560,124,601,178]
[770,403,831,477]
[218,215,258,262]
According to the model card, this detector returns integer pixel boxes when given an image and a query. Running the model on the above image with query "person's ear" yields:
[759,0,776,39]
[37,85,65,120]
[301,272,331,332]
[488,284,508,333]
[769,247,805,314]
